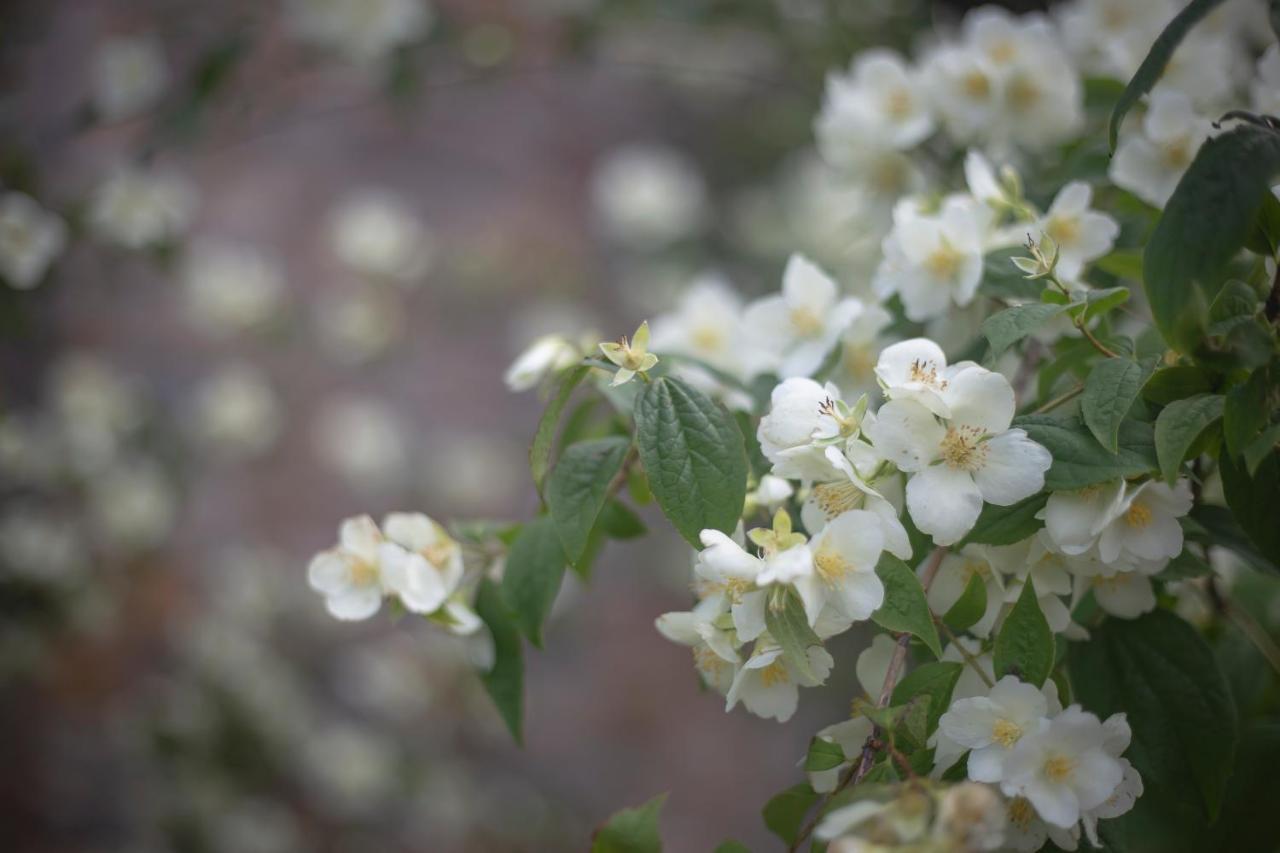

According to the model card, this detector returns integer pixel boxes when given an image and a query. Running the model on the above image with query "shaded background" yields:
[0,1,1059,850]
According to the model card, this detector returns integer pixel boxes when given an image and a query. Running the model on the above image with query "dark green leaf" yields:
[943,572,988,632]
[993,580,1053,687]
[1243,422,1280,476]
[959,492,1047,546]
[1069,610,1237,824]
[633,376,748,546]
[530,365,590,495]
[765,591,823,682]
[1093,248,1143,280]
[762,784,819,845]
[1222,367,1271,457]
[546,436,631,565]
[1083,357,1152,452]
[891,661,963,737]
[981,303,1069,359]
[592,793,666,853]
[474,578,523,745]
[1143,365,1214,405]
[872,554,942,659]
[1079,286,1131,324]
[1207,279,1260,336]
[1159,549,1212,581]
[804,737,846,772]
[501,516,567,647]
[1219,445,1280,567]
[1014,415,1158,490]
[597,499,647,539]
[1188,504,1280,574]
[979,247,1039,300]
[1154,394,1224,484]
[1144,123,1280,352]
[1108,0,1228,151]
[713,842,752,853]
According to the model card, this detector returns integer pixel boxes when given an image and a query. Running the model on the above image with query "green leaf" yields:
[1069,610,1237,824]
[1222,367,1271,458]
[501,516,567,647]
[1108,0,1228,151]
[981,302,1069,359]
[942,572,988,632]
[1093,248,1143,280]
[993,579,1053,687]
[1078,286,1131,324]
[592,793,667,853]
[546,436,631,565]
[597,499,647,539]
[530,364,590,495]
[762,784,819,846]
[765,591,823,682]
[804,737,846,772]
[1142,365,1214,406]
[1144,123,1280,353]
[893,695,931,751]
[1188,504,1280,575]
[474,578,523,745]
[1159,549,1213,581]
[1219,445,1280,567]
[713,842,752,853]
[1015,415,1158,490]
[1243,421,1280,476]
[979,247,1039,300]
[1207,279,1260,336]
[1082,357,1152,452]
[1154,394,1224,484]
[872,554,942,659]
[891,661,963,737]
[959,492,1047,546]
[633,376,748,547]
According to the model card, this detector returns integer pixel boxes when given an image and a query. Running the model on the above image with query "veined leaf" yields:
[546,436,631,565]
[942,572,988,632]
[1015,414,1158,490]
[474,578,524,745]
[501,516,567,647]
[1154,394,1224,484]
[993,580,1053,687]
[872,554,942,659]
[959,492,1047,546]
[592,793,667,853]
[762,784,819,846]
[982,302,1069,359]
[804,737,846,772]
[530,365,590,495]
[1219,444,1280,568]
[891,661,963,738]
[1082,357,1153,452]
[1142,365,1214,406]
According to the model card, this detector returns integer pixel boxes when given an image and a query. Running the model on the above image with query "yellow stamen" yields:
[940,426,988,471]
[1043,753,1076,783]
[789,306,824,337]
[348,557,379,587]
[924,240,965,282]
[1045,214,1080,248]
[1124,502,1152,529]
[814,551,851,585]
[992,718,1023,748]
[1008,797,1035,828]
[1006,77,1041,113]
[812,482,864,520]
[760,660,790,687]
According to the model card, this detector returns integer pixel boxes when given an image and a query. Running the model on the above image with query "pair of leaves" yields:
[871,554,942,659]
[633,376,748,547]
[993,580,1054,687]
[1014,414,1158,490]
[1069,610,1237,827]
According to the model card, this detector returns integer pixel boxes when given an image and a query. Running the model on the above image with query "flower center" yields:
[694,646,729,677]
[814,551,851,585]
[924,240,965,282]
[962,559,991,582]
[723,577,753,602]
[1124,502,1152,529]
[1043,753,1076,783]
[1045,214,1080,248]
[885,88,913,119]
[812,482,864,521]
[1008,797,1035,828]
[1006,77,1041,113]
[992,718,1023,748]
[347,556,380,587]
[690,325,725,353]
[789,306,825,338]
[988,39,1016,64]
[422,541,454,569]
[907,358,947,389]
[760,659,790,687]
[1162,138,1192,169]
[940,426,988,471]
[962,71,991,99]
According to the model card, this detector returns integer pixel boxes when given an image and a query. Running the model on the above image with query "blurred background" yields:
[0,1,1076,851]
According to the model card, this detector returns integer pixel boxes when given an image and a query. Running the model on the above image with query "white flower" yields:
[940,676,1051,784]
[998,539,1075,634]
[1110,90,1212,208]
[48,352,144,473]
[725,642,834,722]
[1038,480,1127,556]
[1056,0,1176,83]
[649,275,749,379]
[1080,716,1142,843]
[833,300,895,400]
[591,144,707,248]
[1081,568,1157,619]
[801,445,912,561]
[1001,794,1081,852]
[312,396,409,495]
[88,457,176,553]
[1251,45,1280,116]
[927,546,1006,638]
[694,529,771,641]
[937,782,1007,852]
[656,595,740,694]
[378,512,478,632]
[88,166,198,250]
[874,338,978,419]
[873,196,993,322]
[815,49,934,153]
[0,192,67,290]
[1095,479,1192,564]
[866,365,1052,545]
[744,254,862,378]
[189,363,282,459]
[921,44,1003,144]
[1000,706,1125,829]
[287,0,434,64]
[314,287,403,365]
[796,510,886,623]
[182,240,286,336]
[90,35,168,121]
[503,334,580,392]
[329,190,435,284]
[747,475,795,513]
[0,505,86,583]
[757,377,859,481]
[308,515,390,621]
[1034,183,1119,281]
[932,640,998,775]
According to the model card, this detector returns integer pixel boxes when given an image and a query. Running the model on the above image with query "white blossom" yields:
[287,0,434,64]
[1110,90,1212,208]
[0,192,67,290]
[927,546,1007,638]
[725,641,833,722]
[329,190,435,284]
[1034,182,1119,281]
[312,396,409,495]
[757,377,859,482]
[88,166,198,250]
[796,510,886,623]
[308,515,391,621]
[88,457,176,553]
[504,334,581,392]
[314,287,404,365]
[940,676,1052,784]
[591,144,707,248]
[1095,479,1192,564]
[1038,480,1127,556]
[90,35,168,121]
[744,254,861,377]
[815,49,934,154]
[182,240,286,336]
[379,512,478,632]
[188,363,282,459]
[655,595,740,694]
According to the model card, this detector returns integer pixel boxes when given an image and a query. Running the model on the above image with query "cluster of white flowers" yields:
[307,514,479,631]
[286,0,435,65]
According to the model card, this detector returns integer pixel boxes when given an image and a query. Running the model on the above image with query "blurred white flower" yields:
[314,286,404,365]
[312,396,408,494]
[1110,90,1212,208]
[189,363,282,459]
[308,515,391,621]
[88,166,198,250]
[288,0,435,64]
[303,722,396,815]
[1056,0,1176,83]
[90,35,168,121]
[0,505,86,583]
[1034,182,1119,281]
[88,457,177,553]
[591,144,708,248]
[650,274,749,378]
[48,352,145,474]
[815,48,934,155]
[1251,45,1280,116]
[379,512,479,632]
[329,190,435,284]
[744,254,861,378]
[182,240,286,336]
[504,334,581,392]
[0,191,67,290]
[726,642,833,723]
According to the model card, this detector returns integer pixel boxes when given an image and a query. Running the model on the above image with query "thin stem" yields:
[1203,579,1280,678]
[789,546,948,852]
[936,619,994,689]
[1077,321,1121,359]
[1031,383,1084,415]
